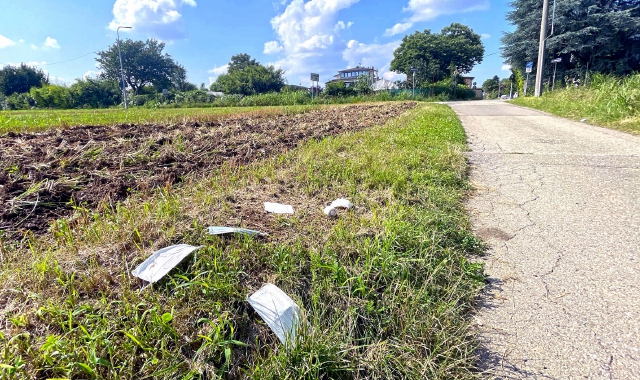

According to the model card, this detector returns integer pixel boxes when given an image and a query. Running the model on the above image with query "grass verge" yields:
[0,104,483,379]
[511,73,640,135]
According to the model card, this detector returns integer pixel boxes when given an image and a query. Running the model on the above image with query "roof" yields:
[372,79,398,91]
[338,66,376,73]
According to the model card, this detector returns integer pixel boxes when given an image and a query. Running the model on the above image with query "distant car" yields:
[500,95,510,100]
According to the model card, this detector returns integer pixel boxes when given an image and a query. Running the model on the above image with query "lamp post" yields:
[410,67,418,96]
[117,26,132,109]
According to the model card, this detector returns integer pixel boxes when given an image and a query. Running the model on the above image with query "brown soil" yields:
[0,102,417,237]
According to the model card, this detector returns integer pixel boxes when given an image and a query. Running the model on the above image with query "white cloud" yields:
[83,70,101,79]
[481,33,491,39]
[2,61,47,68]
[404,0,489,22]
[208,64,229,79]
[0,34,16,49]
[385,0,490,37]
[334,20,353,32]
[383,22,412,37]
[30,44,38,50]
[272,0,289,12]
[264,40,284,54]
[265,0,360,83]
[501,64,512,71]
[342,39,405,82]
[108,0,197,40]
[18,39,24,43]
[26,61,47,67]
[44,37,60,49]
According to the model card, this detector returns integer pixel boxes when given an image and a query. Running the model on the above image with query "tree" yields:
[482,75,500,93]
[324,81,356,97]
[354,75,373,95]
[96,39,183,94]
[502,0,640,81]
[210,54,285,95]
[228,53,259,73]
[170,64,197,92]
[390,23,484,84]
[0,63,49,96]
[70,78,121,108]
[482,75,500,98]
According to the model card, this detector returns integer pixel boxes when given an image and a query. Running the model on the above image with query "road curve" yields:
[448,100,640,379]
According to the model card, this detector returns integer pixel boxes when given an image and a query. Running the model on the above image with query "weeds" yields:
[0,104,483,379]
[511,72,640,134]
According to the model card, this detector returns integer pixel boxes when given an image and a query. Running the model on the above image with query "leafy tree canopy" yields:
[210,54,285,95]
[96,39,185,94]
[0,63,49,96]
[228,53,260,74]
[502,0,640,78]
[482,75,501,94]
[390,23,484,84]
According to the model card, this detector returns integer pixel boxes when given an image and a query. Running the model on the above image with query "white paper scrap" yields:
[208,226,267,237]
[264,202,294,214]
[323,198,353,216]
[131,244,203,284]
[248,283,300,345]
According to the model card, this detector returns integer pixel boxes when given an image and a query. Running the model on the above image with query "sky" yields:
[0,0,517,89]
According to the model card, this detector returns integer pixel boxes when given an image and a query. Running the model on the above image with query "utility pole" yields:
[117,26,132,109]
[535,0,550,97]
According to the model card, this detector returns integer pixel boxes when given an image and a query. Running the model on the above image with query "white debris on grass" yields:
[248,283,300,345]
[208,226,267,237]
[264,202,294,214]
[131,244,203,284]
[323,198,354,217]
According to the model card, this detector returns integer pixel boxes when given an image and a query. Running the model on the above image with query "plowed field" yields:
[0,102,416,236]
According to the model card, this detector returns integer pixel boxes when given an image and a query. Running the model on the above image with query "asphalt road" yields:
[448,100,640,379]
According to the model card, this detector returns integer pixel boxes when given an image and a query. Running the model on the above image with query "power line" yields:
[32,45,110,67]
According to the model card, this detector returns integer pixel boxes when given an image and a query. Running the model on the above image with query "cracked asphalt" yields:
[447,101,640,379]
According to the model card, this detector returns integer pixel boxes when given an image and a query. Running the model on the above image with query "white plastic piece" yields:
[208,226,267,237]
[248,283,300,345]
[264,202,294,214]
[323,205,338,217]
[323,198,353,216]
[131,244,203,284]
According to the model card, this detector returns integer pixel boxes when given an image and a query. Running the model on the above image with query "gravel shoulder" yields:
[448,100,640,379]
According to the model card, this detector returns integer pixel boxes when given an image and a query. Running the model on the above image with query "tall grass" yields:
[0,105,483,379]
[511,73,640,134]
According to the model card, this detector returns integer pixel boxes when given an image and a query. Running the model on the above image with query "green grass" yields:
[0,104,483,379]
[0,105,319,135]
[511,73,640,135]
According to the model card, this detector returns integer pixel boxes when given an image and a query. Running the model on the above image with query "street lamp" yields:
[410,67,418,96]
[117,26,132,109]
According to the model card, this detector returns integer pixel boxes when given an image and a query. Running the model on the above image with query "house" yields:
[325,66,379,87]
[460,76,475,88]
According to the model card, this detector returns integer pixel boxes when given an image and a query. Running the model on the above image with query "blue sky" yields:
[0,0,516,89]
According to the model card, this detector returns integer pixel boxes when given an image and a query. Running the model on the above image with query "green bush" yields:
[3,92,36,110]
[30,84,74,109]
[70,78,121,108]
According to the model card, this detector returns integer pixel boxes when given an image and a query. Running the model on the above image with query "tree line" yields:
[1,22,487,110]
[501,0,640,92]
